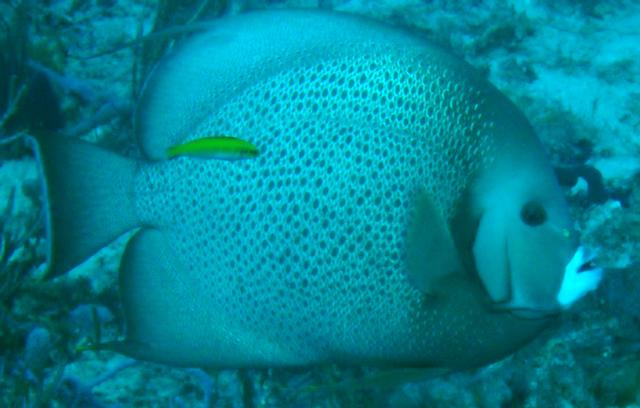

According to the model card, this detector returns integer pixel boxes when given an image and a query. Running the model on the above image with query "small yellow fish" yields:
[166,136,259,160]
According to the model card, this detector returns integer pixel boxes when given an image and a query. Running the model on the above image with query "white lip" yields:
[556,246,603,307]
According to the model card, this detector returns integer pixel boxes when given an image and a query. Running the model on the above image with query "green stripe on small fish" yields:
[166,136,259,160]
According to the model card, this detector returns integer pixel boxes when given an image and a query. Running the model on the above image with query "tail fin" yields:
[30,135,139,277]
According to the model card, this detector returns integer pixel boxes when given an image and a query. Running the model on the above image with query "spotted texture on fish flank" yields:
[134,50,497,364]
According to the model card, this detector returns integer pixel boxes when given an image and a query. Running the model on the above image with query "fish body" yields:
[165,136,259,160]
[34,10,601,369]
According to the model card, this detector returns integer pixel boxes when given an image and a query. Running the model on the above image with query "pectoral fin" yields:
[405,191,463,295]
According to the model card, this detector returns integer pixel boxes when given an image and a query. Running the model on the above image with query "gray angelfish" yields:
[32,10,602,369]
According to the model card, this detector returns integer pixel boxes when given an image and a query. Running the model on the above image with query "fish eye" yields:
[520,201,547,226]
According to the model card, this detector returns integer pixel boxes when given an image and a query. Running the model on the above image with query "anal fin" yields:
[117,228,206,366]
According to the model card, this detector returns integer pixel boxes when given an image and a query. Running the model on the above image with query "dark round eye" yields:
[520,201,547,226]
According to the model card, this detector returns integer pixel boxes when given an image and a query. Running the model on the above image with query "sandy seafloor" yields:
[0,0,639,407]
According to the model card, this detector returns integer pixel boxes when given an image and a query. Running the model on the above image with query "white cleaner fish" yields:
[33,10,602,369]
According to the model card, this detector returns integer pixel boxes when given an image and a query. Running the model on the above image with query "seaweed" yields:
[0,1,29,136]
[0,187,43,310]
[0,1,65,158]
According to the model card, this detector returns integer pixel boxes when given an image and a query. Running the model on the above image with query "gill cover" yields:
[472,163,579,316]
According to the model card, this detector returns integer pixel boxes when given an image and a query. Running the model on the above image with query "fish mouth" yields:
[490,247,602,319]
[577,257,598,273]
[556,246,603,308]
[490,303,562,319]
